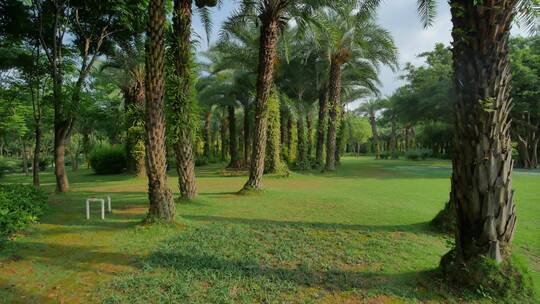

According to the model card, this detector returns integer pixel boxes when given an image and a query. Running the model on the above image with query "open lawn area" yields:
[0,157,539,303]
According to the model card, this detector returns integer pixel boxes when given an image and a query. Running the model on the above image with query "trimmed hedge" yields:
[0,184,48,245]
[405,148,432,161]
[89,144,127,175]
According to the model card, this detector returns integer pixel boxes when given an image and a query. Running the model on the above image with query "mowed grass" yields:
[0,157,538,303]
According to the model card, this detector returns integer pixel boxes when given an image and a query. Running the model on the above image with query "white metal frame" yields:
[85,195,112,220]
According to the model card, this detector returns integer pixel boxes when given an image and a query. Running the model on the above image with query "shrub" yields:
[0,157,22,175]
[39,156,52,171]
[88,144,127,175]
[405,148,432,161]
[0,184,48,245]
[380,152,390,160]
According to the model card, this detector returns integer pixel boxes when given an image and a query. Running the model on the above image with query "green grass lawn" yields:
[0,157,538,303]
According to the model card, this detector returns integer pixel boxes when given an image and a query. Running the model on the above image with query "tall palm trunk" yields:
[325,60,341,171]
[306,112,313,161]
[265,91,283,173]
[287,116,293,162]
[172,0,197,200]
[335,105,345,165]
[144,0,175,221]
[227,105,239,168]
[243,17,280,191]
[447,0,517,265]
[221,113,228,161]
[315,89,328,167]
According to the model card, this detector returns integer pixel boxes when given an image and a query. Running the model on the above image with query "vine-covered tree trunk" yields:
[447,0,517,265]
[335,106,345,165]
[227,105,240,168]
[287,116,293,162]
[265,91,284,173]
[243,17,280,191]
[171,0,197,200]
[124,81,146,178]
[325,60,341,171]
[315,89,328,167]
[144,0,175,221]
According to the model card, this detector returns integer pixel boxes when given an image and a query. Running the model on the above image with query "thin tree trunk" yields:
[21,139,29,175]
[296,114,309,170]
[227,105,239,168]
[335,105,345,165]
[315,88,328,167]
[144,0,175,221]
[389,117,398,159]
[325,60,341,171]
[221,113,228,161]
[369,113,381,159]
[204,109,212,160]
[33,121,41,187]
[243,104,251,165]
[243,18,280,191]
[447,0,517,265]
[171,0,197,200]
[306,112,313,161]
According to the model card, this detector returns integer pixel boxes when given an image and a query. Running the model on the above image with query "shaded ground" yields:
[0,157,538,303]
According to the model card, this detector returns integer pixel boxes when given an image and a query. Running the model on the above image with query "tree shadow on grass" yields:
[181,215,441,235]
[145,250,446,301]
[1,241,140,275]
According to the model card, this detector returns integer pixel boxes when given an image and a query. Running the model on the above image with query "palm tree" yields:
[144,0,174,221]
[230,0,340,191]
[169,0,219,200]
[312,4,398,171]
[357,99,384,159]
[365,0,539,285]
[101,37,146,177]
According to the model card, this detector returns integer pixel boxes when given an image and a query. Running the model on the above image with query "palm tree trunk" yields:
[144,0,175,221]
[287,116,293,162]
[243,18,280,191]
[315,89,328,167]
[265,91,283,173]
[335,105,345,165]
[171,0,197,200]
[325,60,341,171]
[221,113,228,161]
[447,0,517,265]
[227,105,239,168]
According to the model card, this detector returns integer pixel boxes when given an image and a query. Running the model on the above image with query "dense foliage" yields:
[0,184,47,245]
[88,144,127,175]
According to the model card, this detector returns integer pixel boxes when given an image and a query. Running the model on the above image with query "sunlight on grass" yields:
[0,157,539,303]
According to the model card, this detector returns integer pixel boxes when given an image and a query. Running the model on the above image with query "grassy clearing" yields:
[0,157,538,303]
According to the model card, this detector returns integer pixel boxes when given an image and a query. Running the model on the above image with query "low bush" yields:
[405,148,432,161]
[88,144,127,175]
[0,184,48,245]
[0,157,22,176]
[39,156,52,170]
